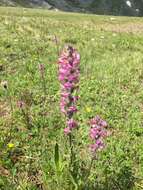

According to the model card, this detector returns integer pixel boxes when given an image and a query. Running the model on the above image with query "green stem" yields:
[69,133,74,166]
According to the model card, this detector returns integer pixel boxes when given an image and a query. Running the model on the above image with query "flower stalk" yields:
[81,116,109,187]
[58,45,80,170]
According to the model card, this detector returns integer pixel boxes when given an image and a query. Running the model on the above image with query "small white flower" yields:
[126,0,132,7]
[100,36,104,39]
[110,17,116,21]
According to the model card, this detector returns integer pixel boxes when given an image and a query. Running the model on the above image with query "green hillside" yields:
[0,7,143,190]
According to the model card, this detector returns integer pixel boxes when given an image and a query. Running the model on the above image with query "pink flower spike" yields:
[58,46,80,134]
[89,116,109,154]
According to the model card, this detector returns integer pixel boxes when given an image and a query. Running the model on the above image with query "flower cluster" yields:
[89,116,109,153]
[58,46,80,135]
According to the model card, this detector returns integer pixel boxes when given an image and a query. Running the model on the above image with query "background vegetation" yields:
[0,7,143,190]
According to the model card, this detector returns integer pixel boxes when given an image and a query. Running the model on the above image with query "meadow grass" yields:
[0,6,143,190]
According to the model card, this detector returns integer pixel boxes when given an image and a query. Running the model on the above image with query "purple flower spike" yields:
[89,116,109,154]
[58,46,80,135]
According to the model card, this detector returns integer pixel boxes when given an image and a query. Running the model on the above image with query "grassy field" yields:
[0,7,143,190]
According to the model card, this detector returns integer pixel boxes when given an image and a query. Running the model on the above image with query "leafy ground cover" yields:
[0,7,143,190]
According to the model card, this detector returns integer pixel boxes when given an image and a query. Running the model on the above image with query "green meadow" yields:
[0,7,143,190]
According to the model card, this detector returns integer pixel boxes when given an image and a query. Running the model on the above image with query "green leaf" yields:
[69,172,78,190]
[54,143,59,171]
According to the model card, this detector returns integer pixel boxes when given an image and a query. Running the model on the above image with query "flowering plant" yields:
[56,45,110,188]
